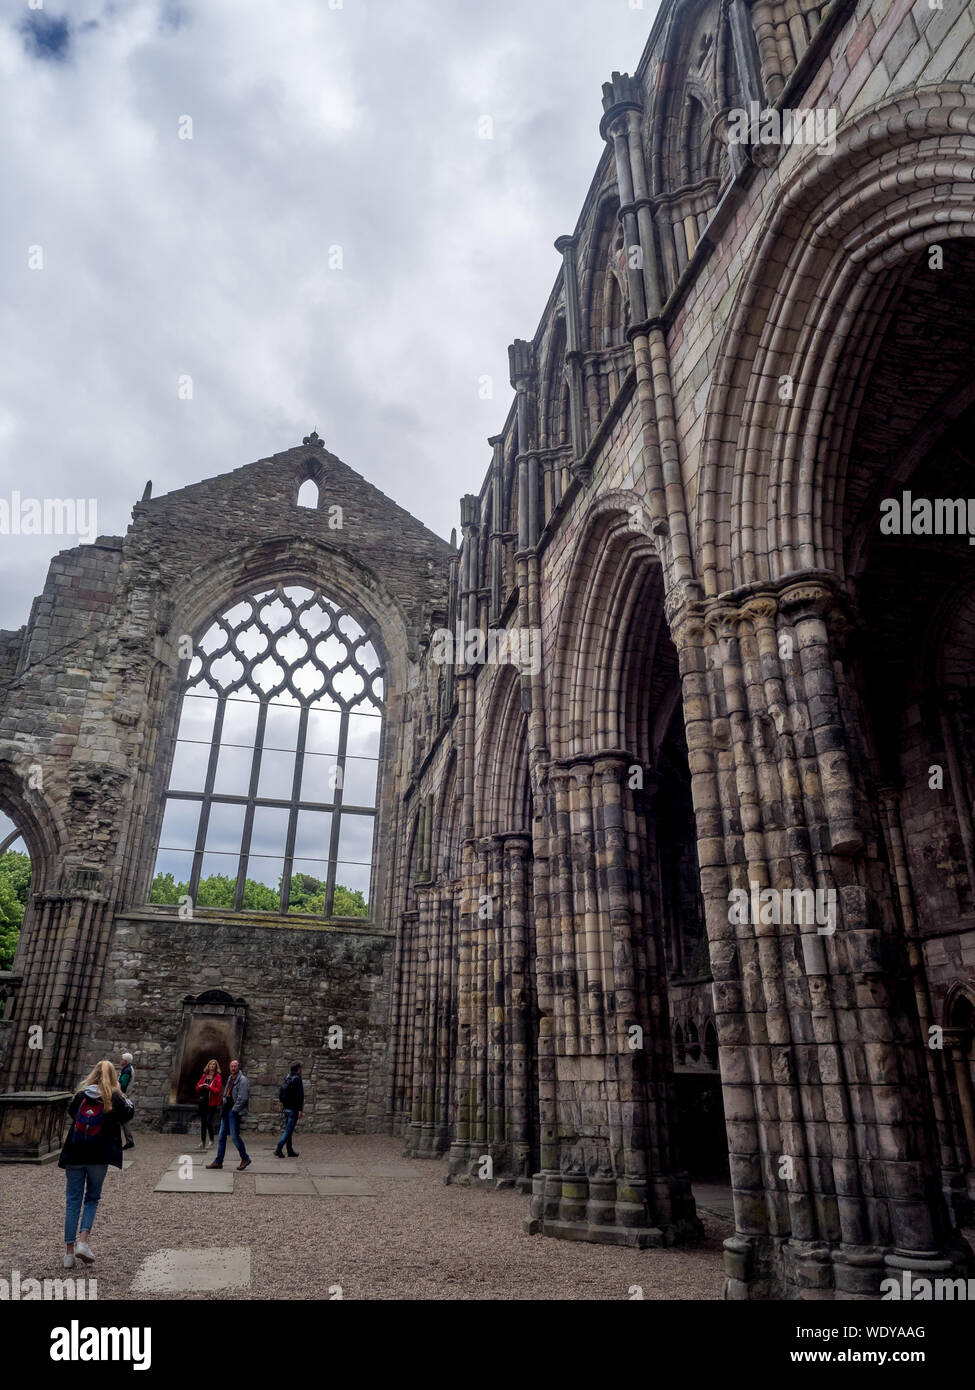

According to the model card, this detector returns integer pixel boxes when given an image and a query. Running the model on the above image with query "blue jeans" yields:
[275,1110,299,1154]
[64,1164,108,1243]
[215,1109,249,1165]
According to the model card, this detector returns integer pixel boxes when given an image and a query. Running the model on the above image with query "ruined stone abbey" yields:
[2,0,975,1301]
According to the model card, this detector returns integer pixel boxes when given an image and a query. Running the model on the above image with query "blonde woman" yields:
[194,1058,223,1151]
[58,1060,133,1269]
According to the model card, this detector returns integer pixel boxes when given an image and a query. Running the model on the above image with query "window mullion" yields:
[235,700,268,910]
[190,695,227,903]
[281,704,308,913]
[325,710,349,916]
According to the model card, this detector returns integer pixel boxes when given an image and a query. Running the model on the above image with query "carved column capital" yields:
[778,579,835,620]
[703,604,739,641]
[739,595,778,631]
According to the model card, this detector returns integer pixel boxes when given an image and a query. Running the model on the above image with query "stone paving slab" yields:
[254,1174,318,1195]
[154,1169,235,1193]
[163,1155,251,1173]
[312,1177,377,1196]
[365,1163,428,1178]
[305,1163,356,1177]
[131,1246,251,1292]
[245,1156,308,1173]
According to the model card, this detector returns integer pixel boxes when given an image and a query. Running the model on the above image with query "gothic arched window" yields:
[150,582,385,919]
[296,478,319,509]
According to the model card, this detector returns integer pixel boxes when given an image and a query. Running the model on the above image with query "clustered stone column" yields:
[443,832,535,1187]
[671,578,962,1297]
[5,873,115,1092]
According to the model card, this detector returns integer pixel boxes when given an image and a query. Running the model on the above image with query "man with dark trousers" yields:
[274,1062,304,1158]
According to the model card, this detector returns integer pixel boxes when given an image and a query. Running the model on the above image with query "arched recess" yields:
[646,0,736,290]
[291,452,328,507]
[943,984,975,1195]
[539,315,570,453]
[436,751,463,883]
[473,663,539,1182]
[0,765,60,897]
[550,497,662,765]
[576,199,630,434]
[545,497,726,1213]
[537,313,572,527]
[697,86,975,596]
[477,664,530,839]
[0,764,66,1088]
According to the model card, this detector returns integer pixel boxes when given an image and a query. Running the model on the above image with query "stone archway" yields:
[529,499,711,1247]
[673,88,975,1299]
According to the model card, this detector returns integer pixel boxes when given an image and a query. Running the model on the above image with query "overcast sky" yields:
[1,0,660,642]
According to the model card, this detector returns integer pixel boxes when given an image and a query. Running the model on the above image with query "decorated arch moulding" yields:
[696,86,975,597]
[162,535,411,696]
[548,490,666,749]
[0,756,68,894]
[943,980,975,1030]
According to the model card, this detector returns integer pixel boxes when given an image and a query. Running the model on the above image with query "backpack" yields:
[72,1095,104,1146]
[279,1075,298,1107]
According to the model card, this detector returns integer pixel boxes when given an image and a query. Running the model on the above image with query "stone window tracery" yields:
[150,582,384,919]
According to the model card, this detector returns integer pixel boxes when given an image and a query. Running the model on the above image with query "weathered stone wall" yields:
[0,438,451,1133]
[89,912,394,1134]
[390,0,975,1301]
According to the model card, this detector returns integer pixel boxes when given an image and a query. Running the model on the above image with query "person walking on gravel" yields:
[207,1058,251,1171]
[118,1051,135,1150]
[274,1061,304,1158]
[59,1060,133,1269]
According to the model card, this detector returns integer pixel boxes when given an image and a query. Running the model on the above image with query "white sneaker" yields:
[63,1253,75,1269]
[74,1242,95,1264]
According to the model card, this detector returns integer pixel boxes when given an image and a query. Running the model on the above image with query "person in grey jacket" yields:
[206,1059,251,1171]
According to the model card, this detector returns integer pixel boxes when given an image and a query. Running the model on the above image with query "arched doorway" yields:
[537,498,724,1243]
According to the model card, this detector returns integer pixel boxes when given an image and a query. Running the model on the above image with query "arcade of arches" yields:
[1,0,975,1301]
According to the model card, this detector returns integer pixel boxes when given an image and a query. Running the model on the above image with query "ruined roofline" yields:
[130,441,455,557]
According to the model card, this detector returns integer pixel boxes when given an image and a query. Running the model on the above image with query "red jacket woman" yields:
[195,1060,223,1151]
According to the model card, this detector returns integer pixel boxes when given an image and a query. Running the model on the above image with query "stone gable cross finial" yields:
[302,430,325,448]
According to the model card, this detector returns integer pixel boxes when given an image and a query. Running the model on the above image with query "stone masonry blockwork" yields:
[2,0,975,1303]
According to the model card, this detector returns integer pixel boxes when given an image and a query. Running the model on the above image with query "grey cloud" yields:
[2,0,659,632]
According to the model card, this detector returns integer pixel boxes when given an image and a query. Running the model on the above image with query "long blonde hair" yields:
[204,1058,220,1077]
[80,1060,119,1108]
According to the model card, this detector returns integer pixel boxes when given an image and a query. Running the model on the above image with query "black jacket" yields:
[280,1074,304,1111]
[58,1087,134,1170]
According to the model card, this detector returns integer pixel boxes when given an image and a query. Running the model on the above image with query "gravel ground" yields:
[0,1132,730,1300]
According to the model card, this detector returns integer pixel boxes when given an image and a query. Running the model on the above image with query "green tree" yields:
[0,850,30,971]
[149,871,183,905]
[332,883,368,918]
[148,868,366,918]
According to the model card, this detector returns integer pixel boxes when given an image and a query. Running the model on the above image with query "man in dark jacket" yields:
[274,1062,304,1158]
[206,1059,251,1171]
